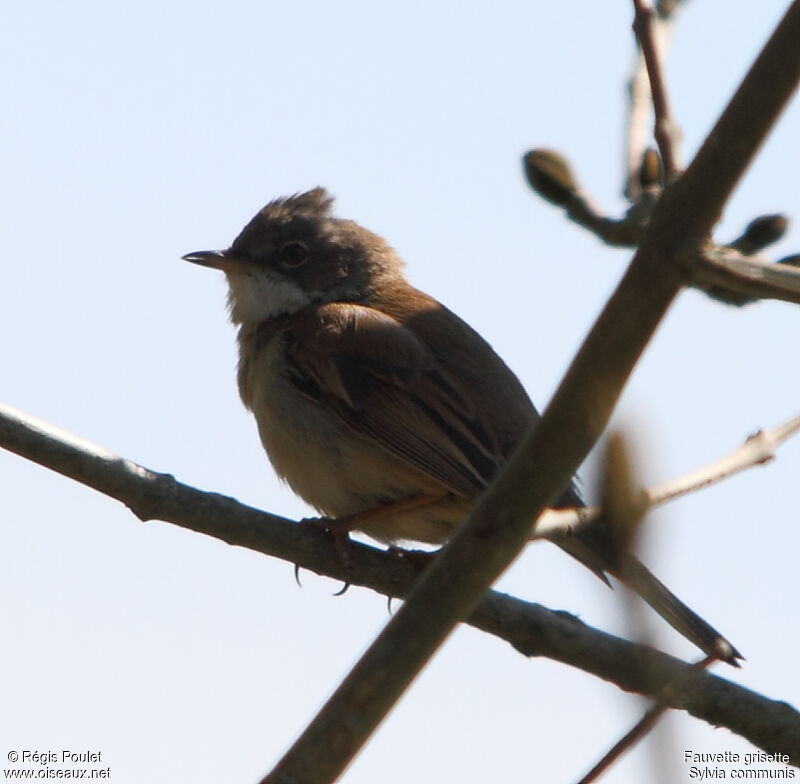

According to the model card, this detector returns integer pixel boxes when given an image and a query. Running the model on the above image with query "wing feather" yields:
[285,302,502,496]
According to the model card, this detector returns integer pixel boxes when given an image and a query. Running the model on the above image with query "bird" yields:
[183,187,740,664]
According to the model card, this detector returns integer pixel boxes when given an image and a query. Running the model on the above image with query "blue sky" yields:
[1,2,798,782]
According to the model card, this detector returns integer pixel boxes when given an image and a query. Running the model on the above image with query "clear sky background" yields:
[1,2,798,782]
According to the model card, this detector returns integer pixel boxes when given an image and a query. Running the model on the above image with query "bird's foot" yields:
[300,515,357,594]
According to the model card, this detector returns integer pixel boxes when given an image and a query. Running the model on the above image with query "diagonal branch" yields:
[3,8,798,782]
[258,5,800,781]
[1,401,799,763]
[667,1,800,240]
[526,0,799,311]
[577,655,717,784]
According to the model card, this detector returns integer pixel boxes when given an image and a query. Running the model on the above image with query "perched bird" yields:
[183,187,739,664]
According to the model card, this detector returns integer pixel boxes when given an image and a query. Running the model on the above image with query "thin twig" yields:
[694,246,800,306]
[648,415,800,505]
[600,431,678,784]
[528,1,798,308]
[2,401,799,761]
[625,48,652,202]
[576,656,715,784]
[525,150,800,306]
[625,0,683,199]
[632,0,682,179]
[671,1,800,238]
[533,412,800,539]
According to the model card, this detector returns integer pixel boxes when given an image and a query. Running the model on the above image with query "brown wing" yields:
[286,299,610,579]
[284,302,504,497]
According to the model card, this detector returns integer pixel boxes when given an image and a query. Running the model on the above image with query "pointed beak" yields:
[181,249,230,270]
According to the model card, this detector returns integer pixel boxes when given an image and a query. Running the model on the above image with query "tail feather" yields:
[615,554,742,665]
[551,486,741,664]
[555,533,741,665]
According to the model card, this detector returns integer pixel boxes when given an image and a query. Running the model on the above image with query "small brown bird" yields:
[184,188,739,664]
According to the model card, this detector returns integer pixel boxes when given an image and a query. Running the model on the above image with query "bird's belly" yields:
[245,344,466,544]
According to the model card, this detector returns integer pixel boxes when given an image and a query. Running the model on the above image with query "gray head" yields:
[183,188,404,324]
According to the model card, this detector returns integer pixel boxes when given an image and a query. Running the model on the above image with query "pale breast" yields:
[237,325,456,541]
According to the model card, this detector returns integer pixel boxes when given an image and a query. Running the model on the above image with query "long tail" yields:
[556,535,742,665]
[614,553,742,665]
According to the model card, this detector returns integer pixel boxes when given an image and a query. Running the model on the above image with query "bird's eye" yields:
[279,240,309,268]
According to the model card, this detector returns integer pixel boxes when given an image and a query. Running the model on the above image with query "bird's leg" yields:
[315,493,448,534]
[302,493,447,581]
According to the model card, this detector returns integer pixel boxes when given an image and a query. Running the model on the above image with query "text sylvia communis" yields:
[184,188,739,664]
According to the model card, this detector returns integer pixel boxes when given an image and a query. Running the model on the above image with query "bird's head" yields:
[183,188,404,325]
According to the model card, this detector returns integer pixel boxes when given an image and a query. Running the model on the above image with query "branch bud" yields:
[638,148,663,190]
[523,149,578,206]
[731,214,789,254]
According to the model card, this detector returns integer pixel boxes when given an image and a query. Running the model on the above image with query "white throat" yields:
[225,267,313,324]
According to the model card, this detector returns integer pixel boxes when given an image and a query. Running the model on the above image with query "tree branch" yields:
[257,5,800,780]
[694,246,800,306]
[1,402,799,763]
[625,0,687,199]
[4,8,798,781]
[577,655,716,784]
[667,1,800,240]
[533,412,800,539]
[525,1,800,309]
[632,0,682,179]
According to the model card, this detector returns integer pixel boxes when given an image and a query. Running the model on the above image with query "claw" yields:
[293,563,303,588]
[300,515,356,586]
[332,582,350,597]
